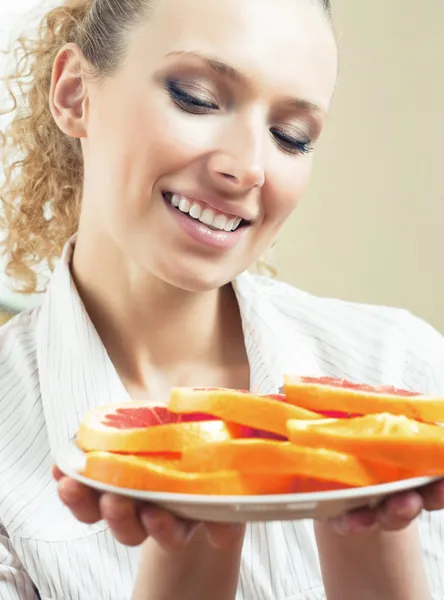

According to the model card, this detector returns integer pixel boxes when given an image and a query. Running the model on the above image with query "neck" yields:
[72,231,248,399]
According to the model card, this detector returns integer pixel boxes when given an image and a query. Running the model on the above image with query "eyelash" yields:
[166,80,314,156]
[166,81,218,114]
[269,128,314,156]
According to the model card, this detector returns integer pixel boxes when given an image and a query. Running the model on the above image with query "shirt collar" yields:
[37,237,318,457]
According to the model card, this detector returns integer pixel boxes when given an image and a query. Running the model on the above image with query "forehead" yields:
[136,0,338,112]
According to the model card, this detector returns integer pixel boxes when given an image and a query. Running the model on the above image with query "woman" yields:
[1,0,444,598]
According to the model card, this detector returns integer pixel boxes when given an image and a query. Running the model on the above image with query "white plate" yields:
[56,440,440,523]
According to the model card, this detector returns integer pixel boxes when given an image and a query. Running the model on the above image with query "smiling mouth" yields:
[162,192,249,232]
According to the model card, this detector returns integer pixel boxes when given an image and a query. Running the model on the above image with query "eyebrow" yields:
[166,50,250,86]
[165,50,324,115]
[280,96,325,116]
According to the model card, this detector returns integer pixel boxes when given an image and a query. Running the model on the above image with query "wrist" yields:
[133,524,245,600]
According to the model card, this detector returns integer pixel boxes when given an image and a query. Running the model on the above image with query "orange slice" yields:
[284,375,444,422]
[287,413,444,474]
[83,451,297,495]
[291,478,351,493]
[77,402,238,453]
[180,438,410,487]
[169,388,322,437]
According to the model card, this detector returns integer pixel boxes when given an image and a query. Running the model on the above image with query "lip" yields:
[163,195,248,250]
[165,189,256,223]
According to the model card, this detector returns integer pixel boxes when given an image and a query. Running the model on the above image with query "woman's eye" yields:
[270,127,314,156]
[166,81,219,114]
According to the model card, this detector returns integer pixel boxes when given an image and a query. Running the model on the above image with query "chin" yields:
[167,270,234,293]
[153,259,243,293]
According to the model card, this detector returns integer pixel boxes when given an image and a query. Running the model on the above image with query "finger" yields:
[205,523,245,549]
[52,466,65,482]
[328,506,378,536]
[58,477,102,524]
[377,491,423,531]
[139,505,198,551]
[99,494,147,547]
[421,480,444,512]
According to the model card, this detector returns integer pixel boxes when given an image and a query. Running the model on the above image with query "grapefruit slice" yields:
[284,375,444,422]
[168,388,322,437]
[180,439,411,487]
[76,402,239,453]
[83,451,298,495]
[287,413,444,474]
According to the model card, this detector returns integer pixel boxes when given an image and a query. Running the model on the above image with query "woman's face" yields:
[81,0,338,291]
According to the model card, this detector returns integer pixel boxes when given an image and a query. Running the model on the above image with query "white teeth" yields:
[224,218,236,232]
[232,217,242,231]
[213,214,228,230]
[200,208,215,226]
[179,197,191,213]
[189,203,202,219]
[168,194,243,232]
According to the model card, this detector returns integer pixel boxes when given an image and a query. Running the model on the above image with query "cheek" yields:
[121,80,219,170]
[140,107,221,176]
[264,157,314,224]
[88,87,210,190]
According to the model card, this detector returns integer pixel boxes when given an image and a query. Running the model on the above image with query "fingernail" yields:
[330,517,350,536]
[175,521,196,544]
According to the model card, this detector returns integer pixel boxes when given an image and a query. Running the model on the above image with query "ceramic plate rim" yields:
[56,440,441,506]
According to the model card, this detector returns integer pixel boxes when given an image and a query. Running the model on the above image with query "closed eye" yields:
[166,80,313,156]
[270,128,314,156]
[166,80,219,114]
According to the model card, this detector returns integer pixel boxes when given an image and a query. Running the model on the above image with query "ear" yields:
[49,43,89,139]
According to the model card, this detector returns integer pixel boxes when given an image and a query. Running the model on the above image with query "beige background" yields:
[275,0,444,333]
[1,1,444,333]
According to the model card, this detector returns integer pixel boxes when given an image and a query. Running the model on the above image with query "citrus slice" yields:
[180,439,410,487]
[168,388,322,437]
[83,451,297,495]
[287,413,444,474]
[284,375,444,422]
[291,478,350,493]
[229,396,287,440]
[266,393,359,421]
[77,402,238,453]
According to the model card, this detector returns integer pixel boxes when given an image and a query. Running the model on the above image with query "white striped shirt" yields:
[1,237,444,600]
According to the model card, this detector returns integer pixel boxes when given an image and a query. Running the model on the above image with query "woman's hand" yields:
[53,467,242,550]
[316,483,443,599]
[54,467,245,599]
[329,479,444,535]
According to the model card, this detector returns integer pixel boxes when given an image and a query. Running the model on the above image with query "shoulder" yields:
[248,273,420,333]
[248,275,444,392]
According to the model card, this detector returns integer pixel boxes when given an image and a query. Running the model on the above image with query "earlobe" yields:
[49,43,88,139]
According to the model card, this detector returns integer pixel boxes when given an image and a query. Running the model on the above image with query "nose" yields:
[206,121,266,193]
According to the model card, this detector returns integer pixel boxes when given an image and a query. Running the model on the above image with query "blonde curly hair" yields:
[0,0,331,294]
